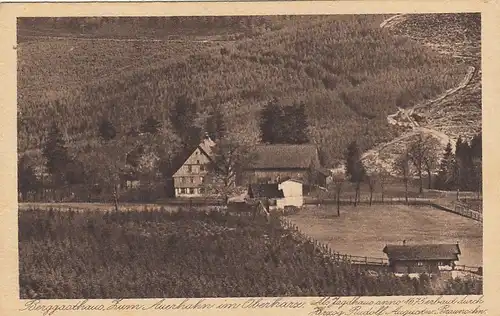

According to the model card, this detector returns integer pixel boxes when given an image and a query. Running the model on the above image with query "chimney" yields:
[202,132,215,148]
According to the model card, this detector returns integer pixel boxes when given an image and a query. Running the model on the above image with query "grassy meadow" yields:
[287,205,483,267]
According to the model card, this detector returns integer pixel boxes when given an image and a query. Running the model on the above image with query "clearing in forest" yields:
[286,204,482,267]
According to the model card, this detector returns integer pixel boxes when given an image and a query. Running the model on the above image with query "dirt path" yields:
[359,17,477,171]
[379,14,407,29]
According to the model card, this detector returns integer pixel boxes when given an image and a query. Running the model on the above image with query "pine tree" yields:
[436,141,455,190]
[169,94,201,147]
[18,154,39,201]
[470,133,482,195]
[470,134,482,159]
[98,118,117,141]
[345,141,365,205]
[260,101,309,144]
[287,104,309,144]
[65,160,85,185]
[260,99,281,144]
[455,137,473,191]
[140,116,162,135]
[42,123,70,178]
[205,108,226,141]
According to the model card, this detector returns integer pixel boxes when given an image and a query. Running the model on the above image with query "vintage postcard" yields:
[1,1,499,316]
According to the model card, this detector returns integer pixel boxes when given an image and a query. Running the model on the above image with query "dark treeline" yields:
[435,134,482,192]
[339,133,482,206]
[19,208,482,298]
[17,95,310,203]
[260,100,309,144]
[17,16,301,41]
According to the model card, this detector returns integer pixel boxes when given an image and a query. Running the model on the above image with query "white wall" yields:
[277,180,303,208]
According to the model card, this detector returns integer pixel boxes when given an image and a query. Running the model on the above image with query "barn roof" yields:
[248,183,284,199]
[383,244,461,261]
[249,144,320,169]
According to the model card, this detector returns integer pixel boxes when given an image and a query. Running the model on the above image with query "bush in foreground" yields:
[18,207,482,298]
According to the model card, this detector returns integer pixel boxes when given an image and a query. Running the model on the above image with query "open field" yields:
[286,205,482,267]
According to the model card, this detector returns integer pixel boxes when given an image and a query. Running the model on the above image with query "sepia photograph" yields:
[16,12,483,299]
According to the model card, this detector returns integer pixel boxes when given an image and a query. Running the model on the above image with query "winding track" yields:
[359,16,477,169]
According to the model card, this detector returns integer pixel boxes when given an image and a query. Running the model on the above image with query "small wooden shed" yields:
[383,242,461,274]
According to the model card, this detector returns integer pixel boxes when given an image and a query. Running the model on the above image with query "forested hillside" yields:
[18,15,467,167]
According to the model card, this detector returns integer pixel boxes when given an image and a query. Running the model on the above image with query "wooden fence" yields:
[304,197,433,206]
[278,216,389,267]
[447,202,483,223]
[278,215,483,277]
[455,265,483,276]
[304,197,483,223]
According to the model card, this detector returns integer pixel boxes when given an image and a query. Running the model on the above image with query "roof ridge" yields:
[256,143,317,147]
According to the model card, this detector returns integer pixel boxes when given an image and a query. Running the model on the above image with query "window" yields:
[417,261,424,266]
[437,261,444,266]
[188,188,194,194]
[196,160,200,164]
[180,188,186,194]
[200,176,204,183]
[190,177,194,183]
[188,165,192,173]
[200,165,205,171]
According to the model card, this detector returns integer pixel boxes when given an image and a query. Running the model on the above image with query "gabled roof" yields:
[248,183,284,199]
[279,178,303,184]
[249,144,320,170]
[316,166,332,176]
[383,244,461,261]
[171,136,215,177]
[199,136,216,157]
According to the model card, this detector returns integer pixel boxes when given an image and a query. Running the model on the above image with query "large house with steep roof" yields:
[172,135,215,197]
[171,140,329,198]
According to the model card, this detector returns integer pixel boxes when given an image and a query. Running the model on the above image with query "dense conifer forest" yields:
[19,208,482,298]
[18,15,469,167]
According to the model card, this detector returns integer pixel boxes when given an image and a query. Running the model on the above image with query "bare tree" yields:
[203,134,256,205]
[395,149,412,205]
[366,174,377,206]
[407,134,441,194]
[326,172,346,216]
[345,141,366,207]
[377,169,390,203]
[80,140,129,211]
